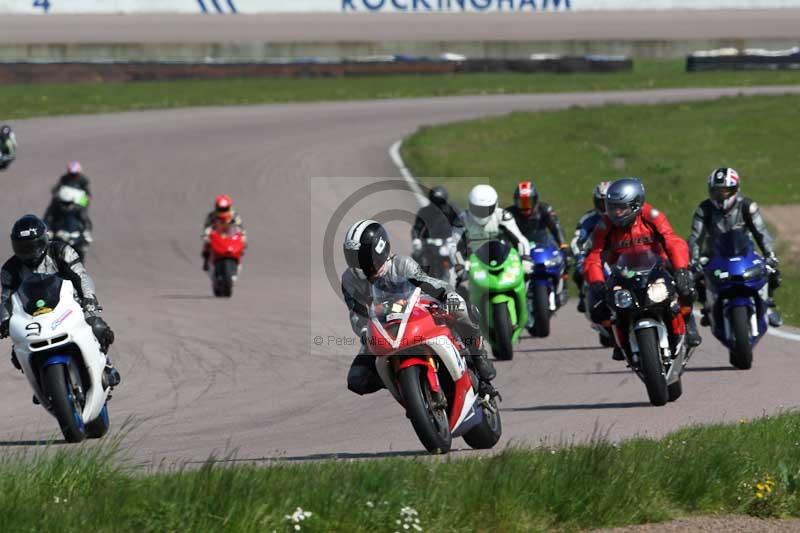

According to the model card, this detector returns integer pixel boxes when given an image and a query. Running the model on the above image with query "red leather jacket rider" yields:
[584,203,690,285]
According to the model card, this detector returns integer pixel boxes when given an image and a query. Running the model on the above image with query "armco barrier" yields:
[0,56,631,84]
[3,0,800,14]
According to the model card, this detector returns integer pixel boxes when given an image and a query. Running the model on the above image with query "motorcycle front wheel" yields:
[463,396,502,449]
[492,302,514,361]
[729,305,753,370]
[399,365,452,454]
[44,364,86,443]
[636,328,669,406]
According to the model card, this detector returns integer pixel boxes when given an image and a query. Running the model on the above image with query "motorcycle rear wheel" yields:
[399,365,452,454]
[492,302,514,361]
[636,328,669,406]
[44,364,86,443]
[729,305,753,370]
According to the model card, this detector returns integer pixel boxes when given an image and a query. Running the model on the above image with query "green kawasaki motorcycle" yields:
[467,240,528,361]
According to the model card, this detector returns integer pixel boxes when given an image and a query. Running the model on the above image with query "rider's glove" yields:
[0,320,8,339]
[674,268,695,299]
[82,296,100,315]
[83,230,94,244]
[86,315,114,353]
[359,327,368,346]
[522,258,534,275]
[411,238,422,253]
[767,253,780,269]
[588,282,610,324]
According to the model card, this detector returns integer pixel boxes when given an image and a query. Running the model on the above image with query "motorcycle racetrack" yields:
[2,86,799,464]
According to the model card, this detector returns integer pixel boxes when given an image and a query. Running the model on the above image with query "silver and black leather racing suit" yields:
[342,255,491,395]
[687,195,779,305]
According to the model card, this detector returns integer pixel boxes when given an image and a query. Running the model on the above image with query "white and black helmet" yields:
[708,167,740,211]
[468,184,498,225]
[605,178,645,227]
[343,219,391,279]
[593,181,611,213]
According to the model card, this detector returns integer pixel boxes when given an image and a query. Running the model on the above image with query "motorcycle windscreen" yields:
[615,250,661,275]
[713,229,754,258]
[473,240,511,269]
[18,274,63,316]
[528,228,556,248]
[370,276,418,347]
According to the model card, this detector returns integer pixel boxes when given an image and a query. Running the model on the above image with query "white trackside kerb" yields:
[389,138,800,344]
[10,281,108,423]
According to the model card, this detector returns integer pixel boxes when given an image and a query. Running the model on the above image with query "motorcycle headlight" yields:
[647,280,669,303]
[743,264,766,280]
[501,267,520,284]
[614,289,634,309]
[544,257,562,268]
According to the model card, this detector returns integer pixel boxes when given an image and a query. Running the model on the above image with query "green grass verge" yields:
[5,412,800,532]
[401,94,800,326]
[4,60,800,119]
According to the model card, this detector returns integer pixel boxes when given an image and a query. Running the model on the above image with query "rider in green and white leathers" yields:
[457,184,531,259]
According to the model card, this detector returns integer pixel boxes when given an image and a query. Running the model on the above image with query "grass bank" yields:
[401,94,800,325]
[4,60,800,120]
[5,412,800,532]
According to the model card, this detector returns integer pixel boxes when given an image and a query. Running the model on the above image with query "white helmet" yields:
[468,184,498,225]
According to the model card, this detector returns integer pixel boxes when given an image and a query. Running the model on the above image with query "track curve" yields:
[1,86,800,465]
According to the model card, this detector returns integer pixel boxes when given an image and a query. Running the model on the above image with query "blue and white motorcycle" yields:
[703,229,772,370]
[526,229,568,338]
[9,274,112,442]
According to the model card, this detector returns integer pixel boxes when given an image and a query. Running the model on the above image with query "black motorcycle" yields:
[607,251,694,406]
[51,215,90,262]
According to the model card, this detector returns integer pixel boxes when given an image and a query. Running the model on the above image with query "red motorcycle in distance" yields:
[367,277,502,454]
[207,225,245,297]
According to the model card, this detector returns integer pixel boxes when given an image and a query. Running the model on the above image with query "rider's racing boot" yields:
[103,358,121,388]
[767,299,784,327]
[612,346,625,361]
[700,307,711,327]
[10,349,21,371]
[467,338,496,382]
[685,313,702,348]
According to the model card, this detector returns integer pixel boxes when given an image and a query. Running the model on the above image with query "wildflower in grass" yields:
[366,500,375,508]
[397,506,423,532]
[284,507,313,531]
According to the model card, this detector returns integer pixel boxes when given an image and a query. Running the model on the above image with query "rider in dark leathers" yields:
[0,215,119,386]
[44,187,93,259]
[341,219,497,397]
[687,167,783,327]
[410,186,463,268]
[506,181,567,247]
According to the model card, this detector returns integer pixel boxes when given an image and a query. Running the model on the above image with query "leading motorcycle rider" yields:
[341,219,497,397]
[584,178,702,359]
[687,167,783,327]
[0,215,119,386]
[0,125,17,171]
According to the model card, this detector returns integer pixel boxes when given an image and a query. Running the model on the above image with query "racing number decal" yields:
[25,322,41,338]
[33,0,51,13]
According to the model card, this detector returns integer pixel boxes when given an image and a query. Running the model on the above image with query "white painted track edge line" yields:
[389,139,427,208]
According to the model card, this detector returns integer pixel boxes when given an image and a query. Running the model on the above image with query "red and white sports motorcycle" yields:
[367,277,502,454]
[207,225,245,297]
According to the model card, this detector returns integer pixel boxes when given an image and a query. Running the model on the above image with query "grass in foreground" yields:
[3,60,800,120]
[401,94,800,326]
[4,412,800,532]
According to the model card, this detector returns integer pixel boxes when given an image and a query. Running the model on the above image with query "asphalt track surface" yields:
[2,11,800,43]
[1,86,800,465]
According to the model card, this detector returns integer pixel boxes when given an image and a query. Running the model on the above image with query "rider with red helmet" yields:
[202,195,246,271]
[584,178,701,355]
